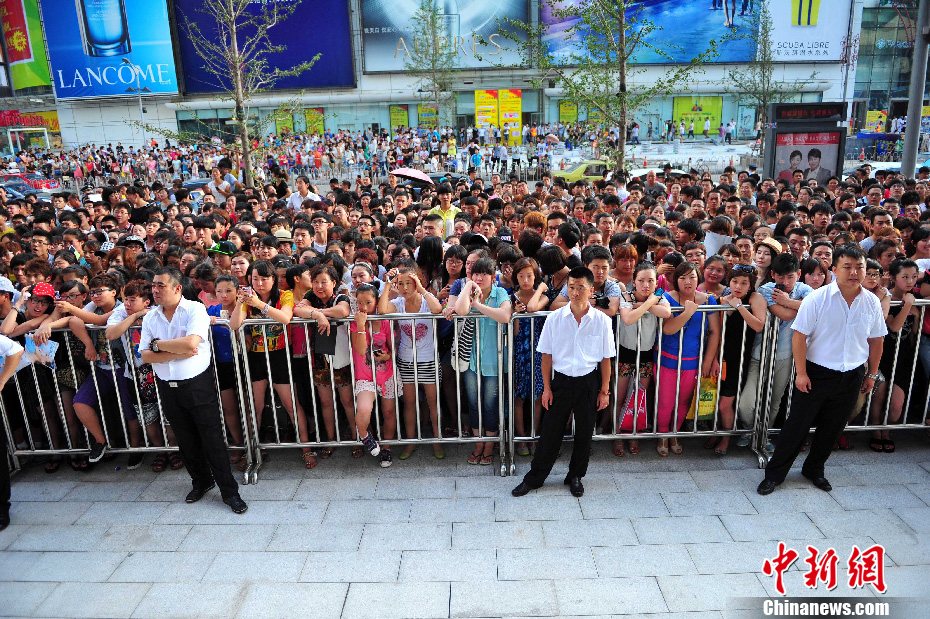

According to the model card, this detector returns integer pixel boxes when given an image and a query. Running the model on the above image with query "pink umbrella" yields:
[390,167,434,185]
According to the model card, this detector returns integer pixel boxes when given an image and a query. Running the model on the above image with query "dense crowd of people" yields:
[0,136,928,516]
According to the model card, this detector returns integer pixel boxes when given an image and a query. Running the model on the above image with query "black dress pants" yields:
[156,368,239,499]
[523,370,599,488]
[765,362,865,484]
[1,417,9,511]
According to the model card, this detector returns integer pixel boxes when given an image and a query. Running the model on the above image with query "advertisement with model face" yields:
[42,0,177,99]
[774,132,841,185]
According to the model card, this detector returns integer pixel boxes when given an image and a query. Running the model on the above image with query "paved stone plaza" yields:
[1,435,928,618]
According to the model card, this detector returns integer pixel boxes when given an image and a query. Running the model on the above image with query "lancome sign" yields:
[40,0,178,99]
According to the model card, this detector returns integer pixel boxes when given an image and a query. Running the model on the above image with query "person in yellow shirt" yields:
[427,184,460,237]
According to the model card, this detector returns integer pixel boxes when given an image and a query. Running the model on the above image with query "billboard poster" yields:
[275,113,294,135]
[41,0,177,99]
[360,0,528,72]
[672,96,723,134]
[499,89,522,145]
[769,0,851,62]
[541,0,850,64]
[389,104,409,130]
[305,108,324,135]
[559,100,578,124]
[865,110,887,133]
[175,0,354,93]
[1,0,51,89]
[773,132,841,185]
[417,103,438,127]
[475,90,498,129]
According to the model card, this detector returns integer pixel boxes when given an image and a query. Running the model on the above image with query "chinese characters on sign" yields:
[762,543,887,596]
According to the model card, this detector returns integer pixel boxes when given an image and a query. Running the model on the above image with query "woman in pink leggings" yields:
[656,262,721,456]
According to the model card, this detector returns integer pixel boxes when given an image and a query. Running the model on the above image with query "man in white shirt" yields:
[0,333,24,530]
[512,267,616,498]
[287,175,322,212]
[140,268,247,514]
[758,246,886,496]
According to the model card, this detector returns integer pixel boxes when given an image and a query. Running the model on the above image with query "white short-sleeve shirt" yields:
[140,298,212,381]
[536,303,616,377]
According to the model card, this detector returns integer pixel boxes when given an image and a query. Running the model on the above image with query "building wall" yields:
[57,99,178,147]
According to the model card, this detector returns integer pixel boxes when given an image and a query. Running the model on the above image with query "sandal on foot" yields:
[44,456,61,473]
[433,446,445,460]
[628,440,640,455]
[69,456,87,472]
[302,450,318,469]
[837,434,852,450]
[467,450,482,465]
[150,454,169,473]
[612,440,625,457]
[398,446,415,461]
[883,439,896,453]
[517,444,531,457]
[479,453,494,465]
[319,447,334,459]
[351,446,364,459]
[869,438,884,452]
[169,454,184,470]
[657,439,669,457]
[670,440,683,455]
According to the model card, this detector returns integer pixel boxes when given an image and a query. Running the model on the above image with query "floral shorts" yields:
[353,377,398,399]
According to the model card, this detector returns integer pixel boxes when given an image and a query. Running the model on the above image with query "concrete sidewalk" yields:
[1,433,928,618]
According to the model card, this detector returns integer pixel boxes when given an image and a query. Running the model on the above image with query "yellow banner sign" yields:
[475,90,499,129]
[417,103,438,127]
[865,110,887,133]
[559,101,578,124]
[389,104,408,130]
[672,96,723,134]
[304,108,324,135]
[499,89,522,145]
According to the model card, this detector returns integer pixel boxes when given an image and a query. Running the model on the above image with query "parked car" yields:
[0,171,60,190]
[554,160,611,183]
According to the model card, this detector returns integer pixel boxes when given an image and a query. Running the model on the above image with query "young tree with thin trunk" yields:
[182,0,319,186]
[404,0,458,128]
[505,0,719,174]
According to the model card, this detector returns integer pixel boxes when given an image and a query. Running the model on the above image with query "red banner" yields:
[0,0,32,63]
[776,132,841,146]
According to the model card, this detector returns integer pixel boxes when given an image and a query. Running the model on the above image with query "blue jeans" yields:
[463,370,500,433]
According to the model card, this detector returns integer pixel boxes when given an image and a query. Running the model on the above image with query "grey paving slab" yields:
[158,499,327,525]
[323,499,411,524]
[293,477,378,500]
[9,480,77,501]
[495,494,584,521]
[577,491,671,519]
[408,498,495,523]
[497,547,598,581]
[108,550,215,583]
[454,475,517,498]
[592,544,697,577]
[9,524,109,551]
[13,550,127,582]
[399,548,497,581]
[8,501,92,525]
[632,515,733,545]
[719,512,824,542]
[203,551,307,582]
[615,471,700,493]
[75,501,172,525]
[554,577,669,615]
[657,573,766,612]
[34,582,151,618]
[905,482,930,506]
[805,509,916,538]
[62,480,150,502]
[267,523,364,552]
[360,522,452,551]
[299,550,401,582]
[98,524,192,552]
[756,569,877,598]
[686,539,816,575]
[0,524,28,551]
[136,478,196,501]
[688,468,768,492]
[876,532,930,566]
[228,478,298,501]
[540,517,639,548]
[235,582,348,618]
[746,488,844,514]
[450,580,558,618]
[0,550,42,581]
[882,565,930,597]
[377,476,457,499]
[131,582,245,618]
[452,521,545,549]
[893,506,930,532]
[342,581,450,619]
[661,491,758,516]
[533,476,620,495]
[828,484,927,511]
[179,524,278,551]
[0,581,56,617]
[845,462,930,485]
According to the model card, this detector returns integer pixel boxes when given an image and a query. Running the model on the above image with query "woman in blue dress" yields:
[510,257,549,456]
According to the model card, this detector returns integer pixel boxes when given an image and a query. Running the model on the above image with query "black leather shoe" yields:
[567,477,584,497]
[803,473,832,492]
[0,506,9,531]
[185,482,216,504]
[757,479,778,495]
[223,494,248,514]
[511,481,534,497]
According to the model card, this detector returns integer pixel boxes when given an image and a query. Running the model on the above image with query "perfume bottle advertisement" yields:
[40,0,178,99]
[360,0,529,73]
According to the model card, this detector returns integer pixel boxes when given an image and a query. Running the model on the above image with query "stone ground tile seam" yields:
[804,504,917,540]
[902,483,930,508]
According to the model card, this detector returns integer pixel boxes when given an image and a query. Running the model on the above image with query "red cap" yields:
[31,283,56,299]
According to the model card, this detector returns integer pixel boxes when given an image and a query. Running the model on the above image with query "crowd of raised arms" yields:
[1,138,929,474]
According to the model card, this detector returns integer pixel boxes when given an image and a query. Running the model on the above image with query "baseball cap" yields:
[0,276,16,295]
[31,282,56,299]
[273,229,293,241]
[640,219,662,232]
[207,241,236,256]
[497,226,514,244]
[120,235,145,248]
[98,241,115,255]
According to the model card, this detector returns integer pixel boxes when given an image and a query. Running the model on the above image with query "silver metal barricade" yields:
[758,299,930,464]
[238,312,509,479]
[0,322,254,482]
[506,304,772,474]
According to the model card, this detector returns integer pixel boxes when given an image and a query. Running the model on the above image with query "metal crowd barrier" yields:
[238,312,509,479]
[0,322,255,482]
[506,305,772,474]
[757,299,930,464]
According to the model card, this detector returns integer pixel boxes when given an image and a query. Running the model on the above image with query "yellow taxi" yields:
[554,159,610,183]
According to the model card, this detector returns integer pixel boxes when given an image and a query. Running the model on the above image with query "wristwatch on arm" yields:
[150,338,160,353]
